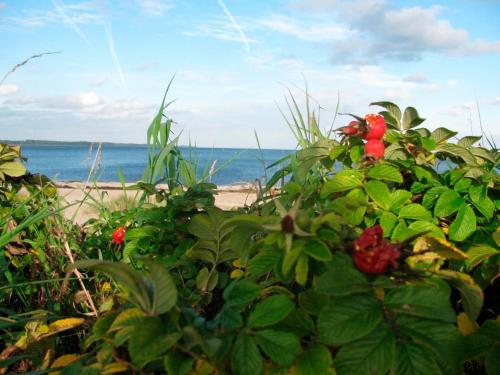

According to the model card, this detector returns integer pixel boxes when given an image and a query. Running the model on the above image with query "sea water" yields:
[21,144,293,186]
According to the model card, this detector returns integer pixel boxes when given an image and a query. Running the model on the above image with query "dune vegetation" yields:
[1,92,499,375]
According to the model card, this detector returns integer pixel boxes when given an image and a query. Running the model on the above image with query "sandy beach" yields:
[57,182,258,224]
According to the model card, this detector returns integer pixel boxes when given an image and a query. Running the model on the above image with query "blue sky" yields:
[0,0,499,149]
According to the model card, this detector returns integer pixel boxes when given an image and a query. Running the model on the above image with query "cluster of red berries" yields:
[112,226,126,245]
[352,225,400,274]
[342,114,387,159]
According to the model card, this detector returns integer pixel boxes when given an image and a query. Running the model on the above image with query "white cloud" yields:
[259,15,351,41]
[0,84,18,96]
[88,76,108,86]
[490,97,500,105]
[445,101,476,116]
[184,17,256,45]
[135,0,174,17]
[403,73,427,83]
[292,0,500,62]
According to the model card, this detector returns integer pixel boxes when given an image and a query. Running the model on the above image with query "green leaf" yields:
[298,289,329,317]
[402,107,425,129]
[196,267,218,292]
[399,204,432,221]
[304,238,332,262]
[321,170,364,196]
[413,236,467,259]
[380,211,398,236]
[458,136,482,148]
[396,315,464,375]
[334,323,395,375]
[469,184,495,220]
[422,186,449,210]
[430,127,458,144]
[315,252,370,296]
[295,253,309,286]
[75,260,152,313]
[486,345,500,375]
[231,333,262,375]
[436,143,476,165]
[365,180,391,210]
[217,307,243,330]
[164,352,193,375]
[142,259,178,314]
[223,280,261,307]
[434,190,464,218]
[436,270,483,321]
[370,101,401,129]
[296,345,332,375]
[247,295,294,328]
[367,164,403,183]
[255,329,300,366]
[392,343,442,375]
[448,204,476,241]
[128,317,180,367]
[407,222,445,239]
[317,294,382,345]
[465,245,499,270]
[389,190,412,212]
[385,282,456,323]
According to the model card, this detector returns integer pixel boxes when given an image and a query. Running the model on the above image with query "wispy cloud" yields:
[136,0,174,17]
[104,22,126,89]
[0,84,18,96]
[216,0,251,54]
[51,0,91,46]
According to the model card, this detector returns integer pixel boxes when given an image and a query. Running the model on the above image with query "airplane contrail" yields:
[104,22,126,89]
[216,0,250,55]
[52,0,92,47]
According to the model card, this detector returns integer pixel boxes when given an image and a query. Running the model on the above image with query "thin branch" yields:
[0,51,62,86]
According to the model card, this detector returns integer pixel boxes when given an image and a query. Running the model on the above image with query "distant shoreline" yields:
[2,139,294,151]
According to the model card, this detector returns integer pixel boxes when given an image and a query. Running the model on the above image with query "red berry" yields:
[112,227,126,245]
[363,114,386,140]
[352,225,400,275]
[342,121,359,136]
[364,139,385,159]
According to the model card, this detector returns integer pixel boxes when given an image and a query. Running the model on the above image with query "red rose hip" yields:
[363,114,387,140]
[364,139,385,159]
[342,121,359,136]
[112,226,126,245]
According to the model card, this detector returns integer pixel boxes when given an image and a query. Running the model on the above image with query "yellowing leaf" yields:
[46,318,85,336]
[230,269,244,279]
[110,308,146,331]
[457,312,478,336]
[49,354,81,375]
[101,362,129,374]
[413,236,468,260]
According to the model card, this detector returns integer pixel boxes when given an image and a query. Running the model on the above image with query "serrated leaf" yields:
[422,186,449,209]
[458,136,482,148]
[389,190,412,212]
[468,184,495,220]
[399,204,432,221]
[392,343,442,375]
[255,329,300,366]
[436,270,483,321]
[402,106,425,129]
[334,323,395,375]
[436,143,477,165]
[380,211,398,236]
[231,333,262,375]
[128,317,180,367]
[317,294,382,345]
[315,252,370,296]
[368,164,403,183]
[304,238,332,261]
[365,180,391,210]
[430,127,458,144]
[448,204,476,241]
[370,101,401,129]
[434,189,464,218]
[247,295,294,328]
[223,280,261,307]
[465,245,499,270]
[385,283,455,323]
[0,161,26,177]
[110,308,146,331]
[296,344,332,375]
[142,259,177,314]
[321,170,364,196]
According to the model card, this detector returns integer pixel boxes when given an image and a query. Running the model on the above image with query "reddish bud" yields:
[112,226,126,245]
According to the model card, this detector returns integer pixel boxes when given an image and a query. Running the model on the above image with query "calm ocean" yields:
[21,144,293,185]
